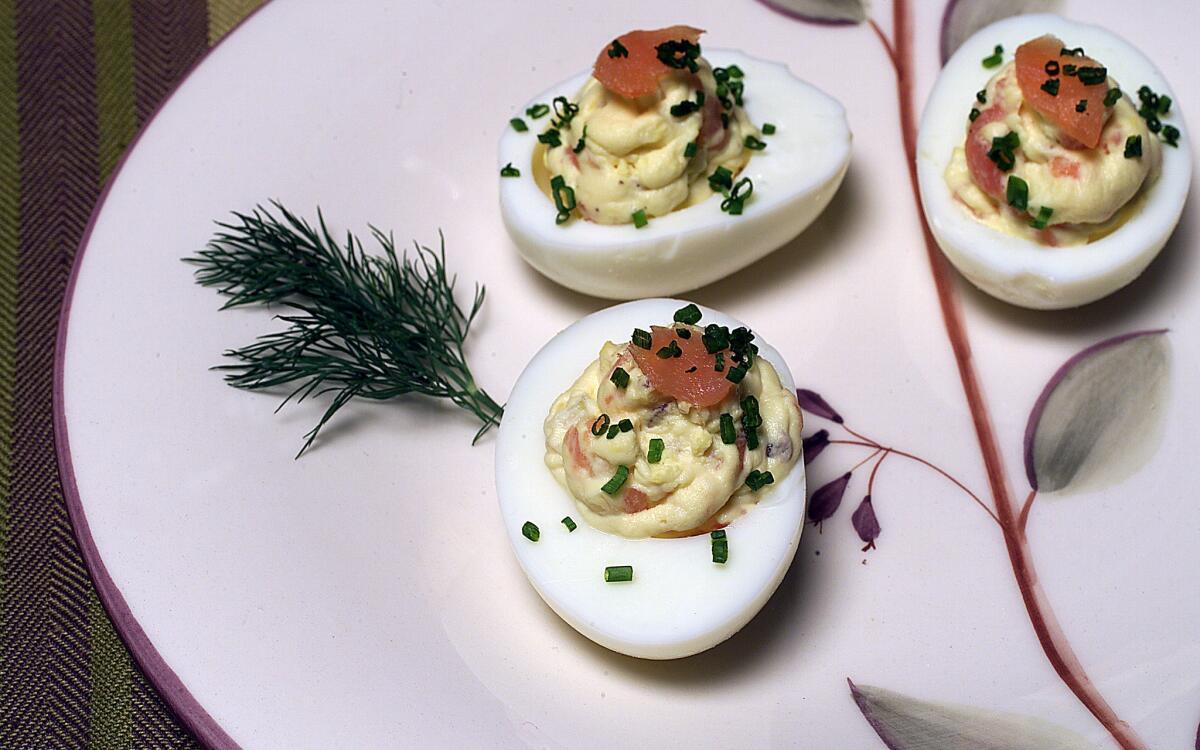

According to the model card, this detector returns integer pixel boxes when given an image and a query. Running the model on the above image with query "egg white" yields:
[495,299,806,659]
[499,51,851,300]
[917,14,1191,309]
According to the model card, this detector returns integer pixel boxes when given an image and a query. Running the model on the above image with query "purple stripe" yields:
[130,0,209,125]
[55,4,274,748]
[5,0,102,745]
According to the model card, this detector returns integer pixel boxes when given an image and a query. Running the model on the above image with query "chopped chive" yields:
[1157,95,1172,115]
[538,129,562,148]
[720,112,730,129]
[744,428,759,451]
[654,38,701,73]
[675,327,691,339]
[714,352,725,372]
[631,328,652,350]
[522,521,540,542]
[685,365,697,373]
[745,470,774,491]
[1104,88,1121,107]
[510,117,528,132]
[1006,175,1029,211]
[696,90,705,106]
[591,413,611,436]
[1075,99,1087,113]
[720,414,736,444]
[740,395,762,429]
[604,565,633,583]
[573,125,587,154]
[711,529,726,540]
[606,424,620,439]
[708,166,733,193]
[762,122,776,135]
[1145,115,1162,134]
[1040,78,1060,97]
[1124,134,1143,158]
[743,135,767,151]
[618,418,633,433]
[981,44,1003,68]
[601,465,629,495]
[976,89,987,104]
[702,323,729,353]
[726,64,744,78]
[610,367,630,389]
[721,177,753,215]
[1063,63,1077,77]
[656,340,682,359]
[1044,60,1060,76]
[607,39,628,58]
[562,516,577,532]
[551,97,579,128]
[712,538,728,564]
[1061,47,1084,57]
[500,162,520,178]
[1077,66,1107,86]
[684,141,697,158]
[632,209,648,228]
[969,108,981,122]
[673,303,702,325]
[726,365,747,384]
[1162,125,1180,147]
[670,99,700,117]
[550,174,575,224]
[526,103,549,119]
[1030,206,1054,230]
[647,438,665,464]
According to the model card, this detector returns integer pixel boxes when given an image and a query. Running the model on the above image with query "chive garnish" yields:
[522,521,540,542]
[1029,206,1054,230]
[1040,78,1060,97]
[610,367,630,389]
[720,414,736,445]
[708,166,733,193]
[607,39,628,58]
[618,418,633,433]
[551,97,579,129]
[601,466,629,495]
[720,112,730,129]
[684,142,697,158]
[726,365,747,384]
[745,470,774,491]
[711,529,726,539]
[726,65,744,78]
[721,178,753,215]
[562,516,577,532]
[987,131,1020,172]
[1063,63,1077,77]
[500,163,520,178]
[714,352,725,372]
[656,340,682,359]
[1077,66,1107,86]
[969,108,981,122]
[1145,115,1162,134]
[631,328,652,350]
[1075,99,1087,113]
[675,328,691,339]
[632,209,648,228]
[1162,125,1180,148]
[685,365,697,373]
[526,103,549,119]
[744,135,766,151]
[762,123,776,135]
[606,424,620,439]
[1124,134,1143,159]
[702,323,729,353]
[1060,47,1084,57]
[1006,175,1028,212]
[573,125,587,154]
[604,565,633,583]
[670,99,700,117]
[981,44,1003,68]
[1104,88,1121,107]
[1157,95,1172,115]
[538,129,562,148]
[976,89,987,104]
[1044,60,1060,76]
[712,538,728,564]
[510,118,528,132]
[654,38,701,73]
[592,413,611,436]
[549,175,575,224]
[674,303,702,325]
[647,438,665,464]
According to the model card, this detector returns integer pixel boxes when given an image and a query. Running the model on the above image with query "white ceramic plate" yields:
[57,0,1200,748]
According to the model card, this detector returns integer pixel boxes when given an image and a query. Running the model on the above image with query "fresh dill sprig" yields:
[186,202,503,457]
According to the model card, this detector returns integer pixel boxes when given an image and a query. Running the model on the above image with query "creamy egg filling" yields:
[544,335,803,539]
[945,61,1159,245]
[542,59,757,225]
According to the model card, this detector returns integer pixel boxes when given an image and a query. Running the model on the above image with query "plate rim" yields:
[50,4,278,749]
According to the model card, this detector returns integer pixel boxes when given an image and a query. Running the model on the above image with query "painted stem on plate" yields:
[881,2,1147,748]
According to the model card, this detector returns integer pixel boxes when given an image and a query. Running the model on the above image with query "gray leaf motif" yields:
[849,680,1093,750]
[1024,330,1170,494]
[940,0,1063,63]
[758,0,867,25]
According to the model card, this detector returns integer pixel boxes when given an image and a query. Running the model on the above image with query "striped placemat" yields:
[1,1,264,746]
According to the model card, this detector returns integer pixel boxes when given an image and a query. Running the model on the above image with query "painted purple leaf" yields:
[802,429,830,464]
[757,0,866,25]
[851,495,879,551]
[940,0,1063,64]
[807,472,850,529]
[796,389,843,423]
[1024,330,1169,494]
[848,679,1093,749]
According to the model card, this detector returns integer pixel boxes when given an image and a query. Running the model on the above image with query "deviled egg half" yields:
[495,299,806,659]
[499,26,851,300]
[918,14,1190,309]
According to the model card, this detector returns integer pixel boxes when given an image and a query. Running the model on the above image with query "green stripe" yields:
[206,0,258,46]
[93,0,136,182]
[88,591,132,750]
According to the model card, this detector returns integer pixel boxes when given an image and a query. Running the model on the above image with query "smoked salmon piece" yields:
[965,100,1008,201]
[592,26,704,99]
[627,325,732,408]
[1015,35,1113,149]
